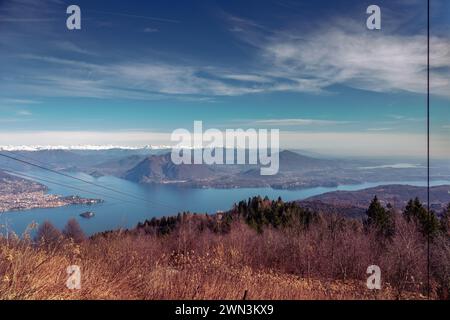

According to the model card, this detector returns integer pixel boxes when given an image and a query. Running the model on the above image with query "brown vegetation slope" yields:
[1,197,449,300]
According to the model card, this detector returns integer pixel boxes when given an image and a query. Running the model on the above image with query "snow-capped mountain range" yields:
[0,145,173,151]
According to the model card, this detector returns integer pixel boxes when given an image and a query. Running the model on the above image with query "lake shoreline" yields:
[0,191,103,213]
[2,171,450,236]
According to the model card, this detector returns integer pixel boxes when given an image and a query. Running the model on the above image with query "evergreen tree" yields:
[441,203,450,236]
[426,210,441,238]
[403,197,426,222]
[403,197,440,237]
[365,196,394,237]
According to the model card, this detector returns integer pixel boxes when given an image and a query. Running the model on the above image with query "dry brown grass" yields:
[0,217,445,300]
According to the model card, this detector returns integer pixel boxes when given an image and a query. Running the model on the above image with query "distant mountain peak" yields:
[0,145,173,151]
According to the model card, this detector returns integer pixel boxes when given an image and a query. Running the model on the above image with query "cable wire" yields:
[0,152,180,211]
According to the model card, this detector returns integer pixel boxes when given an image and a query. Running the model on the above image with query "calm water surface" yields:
[2,171,449,235]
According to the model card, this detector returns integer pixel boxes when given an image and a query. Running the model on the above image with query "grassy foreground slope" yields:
[1,197,449,300]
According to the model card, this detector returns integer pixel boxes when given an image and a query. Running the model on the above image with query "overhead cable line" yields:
[0,152,180,211]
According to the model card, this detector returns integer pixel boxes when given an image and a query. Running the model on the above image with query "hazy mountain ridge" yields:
[2,148,449,189]
[301,184,450,216]
[122,150,346,187]
[124,153,217,183]
[122,150,447,189]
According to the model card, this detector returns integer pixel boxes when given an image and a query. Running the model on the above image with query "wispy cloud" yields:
[7,55,266,99]
[227,15,450,97]
[1,1,449,102]
[0,17,57,22]
[367,127,393,132]
[387,114,426,122]
[87,9,180,24]
[220,74,271,83]
[54,41,97,56]
[248,118,351,126]
[0,98,40,105]
[0,118,32,123]
[143,27,159,33]
[17,110,32,116]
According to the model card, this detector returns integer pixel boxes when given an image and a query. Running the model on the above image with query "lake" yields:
[1,171,449,236]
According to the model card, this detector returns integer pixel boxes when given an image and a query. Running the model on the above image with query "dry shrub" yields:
[0,213,444,300]
[381,215,428,299]
[430,235,450,299]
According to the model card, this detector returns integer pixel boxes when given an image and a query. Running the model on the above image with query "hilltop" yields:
[302,184,450,216]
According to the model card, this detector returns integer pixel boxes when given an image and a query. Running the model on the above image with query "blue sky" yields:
[0,0,449,157]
